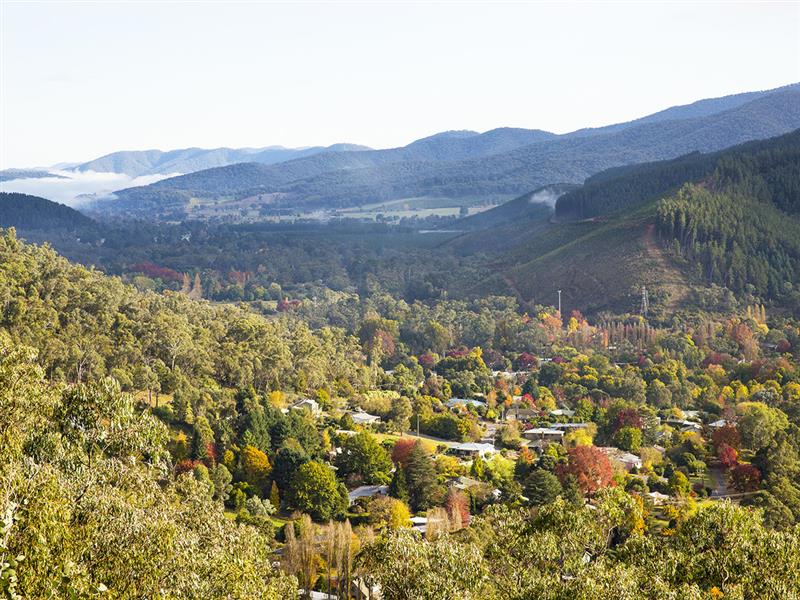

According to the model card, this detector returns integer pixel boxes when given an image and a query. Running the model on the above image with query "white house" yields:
[348,409,381,425]
[598,447,642,471]
[450,442,496,459]
[291,398,321,416]
[550,408,576,418]
[446,398,486,409]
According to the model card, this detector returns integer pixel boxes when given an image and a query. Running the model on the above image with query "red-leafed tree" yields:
[717,443,739,469]
[712,424,741,451]
[391,438,418,467]
[730,463,761,492]
[614,408,643,432]
[558,446,614,495]
[515,352,538,370]
[418,352,437,370]
[175,459,199,475]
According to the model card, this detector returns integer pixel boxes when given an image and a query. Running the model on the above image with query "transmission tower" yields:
[641,285,649,318]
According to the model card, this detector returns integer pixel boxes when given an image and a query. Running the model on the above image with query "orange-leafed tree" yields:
[558,445,613,495]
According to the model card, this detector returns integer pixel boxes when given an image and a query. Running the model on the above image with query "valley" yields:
[3,69,800,598]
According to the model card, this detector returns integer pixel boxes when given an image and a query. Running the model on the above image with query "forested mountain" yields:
[460,128,800,314]
[97,85,800,220]
[73,143,372,177]
[0,191,98,232]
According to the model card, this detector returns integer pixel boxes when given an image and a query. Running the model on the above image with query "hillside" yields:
[0,191,98,232]
[98,85,800,220]
[0,169,66,182]
[460,128,800,315]
[74,143,372,177]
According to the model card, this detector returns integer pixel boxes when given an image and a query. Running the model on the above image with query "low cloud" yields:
[0,170,179,207]
[528,188,560,208]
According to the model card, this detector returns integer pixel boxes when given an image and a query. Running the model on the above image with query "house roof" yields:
[451,442,496,455]
[525,428,564,436]
[598,447,642,465]
[550,408,576,417]
[348,485,388,503]
[349,410,381,423]
[446,398,486,408]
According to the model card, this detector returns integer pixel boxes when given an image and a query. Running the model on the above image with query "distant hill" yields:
[458,128,800,315]
[450,183,577,233]
[0,169,65,182]
[99,84,800,220]
[73,143,372,177]
[0,192,97,232]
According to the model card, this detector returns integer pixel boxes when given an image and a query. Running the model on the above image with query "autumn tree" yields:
[558,446,613,495]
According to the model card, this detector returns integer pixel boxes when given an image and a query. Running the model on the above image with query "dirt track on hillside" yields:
[642,223,691,313]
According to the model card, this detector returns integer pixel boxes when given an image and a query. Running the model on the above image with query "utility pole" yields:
[557,289,562,316]
[641,285,649,318]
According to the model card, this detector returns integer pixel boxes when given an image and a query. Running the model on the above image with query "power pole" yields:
[557,289,562,316]
[641,285,649,318]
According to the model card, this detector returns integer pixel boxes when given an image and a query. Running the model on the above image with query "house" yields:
[446,398,486,409]
[522,428,565,448]
[550,408,576,418]
[410,515,428,533]
[348,409,381,425]
[598,447,642,471]
[709,419,734,429]
[448,475,483,490]
[506,407,539,421]
[550,422,591,431]
[290,398,321,416]
[646,491,670,506]
[348,485,388,506]
[450,442,496,459]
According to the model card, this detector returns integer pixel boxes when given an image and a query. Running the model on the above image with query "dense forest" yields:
[2,228,800,597]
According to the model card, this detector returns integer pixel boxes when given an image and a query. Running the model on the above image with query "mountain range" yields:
[90,83,800,220]
[71,143,372,177]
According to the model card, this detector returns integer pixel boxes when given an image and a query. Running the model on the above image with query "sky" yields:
[2,1,799,168]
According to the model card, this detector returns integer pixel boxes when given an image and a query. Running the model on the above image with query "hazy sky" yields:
[2,1,799,168]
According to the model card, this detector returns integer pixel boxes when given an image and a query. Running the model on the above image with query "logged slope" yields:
[102,85,800,220]
[463,128,800,315]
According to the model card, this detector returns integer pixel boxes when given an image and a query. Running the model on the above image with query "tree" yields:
[717,444,739,469]
[444,488,470,528]
[730,463,761,492]
[404,441,437,511]
[391,437,418,466]
[357,529,486,600]
[240,445,272,495]
[558,446,614,495]
[290,461,348,521]
[712,424,741,451]
[272,446,309,495]
[335,432,392,485]
[738,402,789,452]
[210,463,233,502]
[668,471,692,497]
[368,496,411,530]
[388,465,410,503]
[525,469,563,506]
[611,426,642,453]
